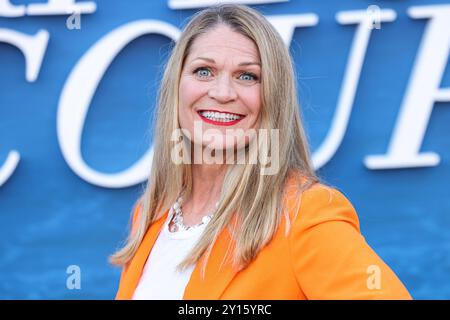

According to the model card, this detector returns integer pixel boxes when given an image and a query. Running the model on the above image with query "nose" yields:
[208,74,237,103]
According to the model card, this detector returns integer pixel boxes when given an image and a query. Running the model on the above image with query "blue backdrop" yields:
[0,0,449,299]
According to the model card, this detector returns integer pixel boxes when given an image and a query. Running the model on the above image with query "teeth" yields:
[200,111,243,122]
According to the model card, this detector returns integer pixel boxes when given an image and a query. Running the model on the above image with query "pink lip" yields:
[196,110,246,127]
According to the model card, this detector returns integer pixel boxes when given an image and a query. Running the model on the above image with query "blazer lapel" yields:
[183,217,240,299]
[118,210,240,300]
[117,209,169,300]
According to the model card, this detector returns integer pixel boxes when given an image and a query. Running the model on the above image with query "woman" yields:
[110,4,412,300]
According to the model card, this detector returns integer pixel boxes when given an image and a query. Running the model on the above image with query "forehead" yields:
[186,25,260,63]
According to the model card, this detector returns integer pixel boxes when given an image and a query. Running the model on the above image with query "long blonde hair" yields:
[109,4,318,274]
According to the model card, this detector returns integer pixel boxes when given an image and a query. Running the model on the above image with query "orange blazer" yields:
[115,180,412,300]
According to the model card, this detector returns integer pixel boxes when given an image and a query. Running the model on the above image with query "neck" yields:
[182,163,227,223]
[192,162,227,205]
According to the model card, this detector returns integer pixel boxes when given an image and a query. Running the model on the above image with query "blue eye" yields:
[194,67,211,78]
[239,72,259,82]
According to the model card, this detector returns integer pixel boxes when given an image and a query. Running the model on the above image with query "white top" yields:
[132,208,209,300]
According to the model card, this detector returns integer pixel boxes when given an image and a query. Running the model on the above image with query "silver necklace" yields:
[169,192,218,232]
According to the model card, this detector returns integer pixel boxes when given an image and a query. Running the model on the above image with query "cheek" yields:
[178,77,208,133]
[241,86,262,117]
[179,77,206,110]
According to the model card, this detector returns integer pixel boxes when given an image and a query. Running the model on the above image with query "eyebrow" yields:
[192,57,261,67]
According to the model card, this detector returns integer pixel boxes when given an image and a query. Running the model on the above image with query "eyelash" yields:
[193,67,259,82]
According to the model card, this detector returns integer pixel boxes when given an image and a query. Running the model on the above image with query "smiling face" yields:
[178,24,262,151]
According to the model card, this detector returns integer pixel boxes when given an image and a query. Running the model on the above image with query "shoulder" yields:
[283,178,360,234]
[282,179,412,299]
